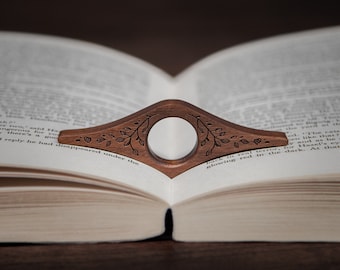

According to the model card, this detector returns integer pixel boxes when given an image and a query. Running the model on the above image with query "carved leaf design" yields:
[254,138,262,145]
[96,137,106,143]
[124,138,131,146]
[215,140,221,147]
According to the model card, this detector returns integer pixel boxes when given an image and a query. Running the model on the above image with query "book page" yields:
[0,32,173,201]
[172,27,340,204]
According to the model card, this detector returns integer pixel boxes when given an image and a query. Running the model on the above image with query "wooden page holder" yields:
[58,100,288,178]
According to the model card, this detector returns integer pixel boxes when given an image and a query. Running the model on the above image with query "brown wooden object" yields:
[58,100,288,178]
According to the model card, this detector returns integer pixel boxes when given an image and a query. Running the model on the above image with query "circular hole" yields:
[147,117,197,160]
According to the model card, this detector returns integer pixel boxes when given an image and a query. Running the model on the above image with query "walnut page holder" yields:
[58,100,288,178]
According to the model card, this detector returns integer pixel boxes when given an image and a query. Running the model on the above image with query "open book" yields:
[0,26,339,242]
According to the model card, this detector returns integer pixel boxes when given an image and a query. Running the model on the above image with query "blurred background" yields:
[0,0,339,75]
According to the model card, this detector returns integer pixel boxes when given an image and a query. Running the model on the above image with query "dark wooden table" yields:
[2,241,340,269]
[1,0,340,269]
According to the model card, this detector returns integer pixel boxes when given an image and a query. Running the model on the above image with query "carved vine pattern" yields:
[114,114,154,155]
[75,113,271,157]
[189,114,271,156]
[75,114,154,156]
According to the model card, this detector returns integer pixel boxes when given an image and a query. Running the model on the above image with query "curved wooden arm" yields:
[58,100,288,178]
